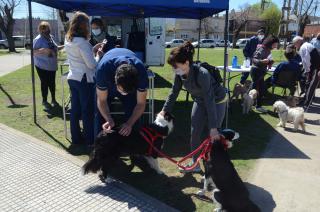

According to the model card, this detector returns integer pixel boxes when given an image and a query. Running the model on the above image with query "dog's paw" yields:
[197,189,206,196]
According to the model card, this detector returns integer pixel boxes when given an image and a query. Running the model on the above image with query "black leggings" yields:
[36,66,56,102]
[250,67,266,107]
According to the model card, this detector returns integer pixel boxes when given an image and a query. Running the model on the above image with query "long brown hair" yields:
[66,11,90,42]
[167,41,195,67]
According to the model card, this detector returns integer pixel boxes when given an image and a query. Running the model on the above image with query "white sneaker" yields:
[179,163,202,173]
[256,107,268,113]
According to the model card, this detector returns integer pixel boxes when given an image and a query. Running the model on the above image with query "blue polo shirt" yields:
[95,48,148,94]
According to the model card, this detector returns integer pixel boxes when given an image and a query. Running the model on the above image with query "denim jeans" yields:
[68,77,94,145]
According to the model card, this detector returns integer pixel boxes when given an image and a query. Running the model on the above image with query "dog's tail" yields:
[81,156,100,175]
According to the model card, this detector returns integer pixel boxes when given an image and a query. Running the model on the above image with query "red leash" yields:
[140,127,215,170]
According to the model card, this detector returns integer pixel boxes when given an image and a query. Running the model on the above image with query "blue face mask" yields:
[174,68,185,76]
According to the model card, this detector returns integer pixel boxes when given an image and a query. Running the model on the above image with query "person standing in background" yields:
[65,11,101,146]
[33,21,64,111]
[240,29,265,84]
[89,18,115,53]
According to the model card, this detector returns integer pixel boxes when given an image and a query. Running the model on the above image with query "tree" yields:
[0,0,21,52]
[261,3,281,35]
[297,0,317,36]
[231,4,251,48]
[202,17,213,39]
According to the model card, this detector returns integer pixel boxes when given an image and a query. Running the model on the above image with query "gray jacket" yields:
[162,64,226,129]
[252,45,271,70]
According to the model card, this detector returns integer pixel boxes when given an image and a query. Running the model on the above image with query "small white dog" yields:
[242,89,258,114]
[273,100,306,132]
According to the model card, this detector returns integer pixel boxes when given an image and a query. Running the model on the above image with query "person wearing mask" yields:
[89,18,115,53]
[95,48,148,137]
[65,11,101,146]
[293,36,320,109]
[250,35,279,113]
[160,42,227,173]
[33,21,64,111]
[240,29,265,84]
[265,45,301,95]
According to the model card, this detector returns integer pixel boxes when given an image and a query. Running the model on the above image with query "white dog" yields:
[273,100,306,132]
[242,89,258,114]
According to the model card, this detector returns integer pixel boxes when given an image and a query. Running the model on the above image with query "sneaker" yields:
[256,107,268,113]
[51,100,59,108]
[42,101,51,111]
[179,162,202,173]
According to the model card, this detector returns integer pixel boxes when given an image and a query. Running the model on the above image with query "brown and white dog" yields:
[242,89,258,114]
[231,80,252,101]
[81,112,174,182]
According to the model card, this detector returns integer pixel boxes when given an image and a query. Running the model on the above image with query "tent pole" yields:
[28,0,37,124]
[197,19,201,61]
[223,9,229,128]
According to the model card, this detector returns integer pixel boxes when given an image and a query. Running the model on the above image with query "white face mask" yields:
[174,68,185,76]
[258,35,264,41]
[92,28,101,36]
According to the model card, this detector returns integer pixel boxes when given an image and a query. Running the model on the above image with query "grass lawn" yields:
[0,50,9,56]
[0,48,285,211]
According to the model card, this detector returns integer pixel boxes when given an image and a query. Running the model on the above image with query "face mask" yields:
[174,68,185,76]
[92,28,101,36]
[258,35,264,41]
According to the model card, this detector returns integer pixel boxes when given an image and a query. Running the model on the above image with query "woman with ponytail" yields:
[160,41,227,173]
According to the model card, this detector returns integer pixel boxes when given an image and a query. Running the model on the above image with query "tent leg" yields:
[28,0,36,124]
[223,10,229,129]
[197,19,201,61]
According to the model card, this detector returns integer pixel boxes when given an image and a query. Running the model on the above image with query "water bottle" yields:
[232,56,238,68]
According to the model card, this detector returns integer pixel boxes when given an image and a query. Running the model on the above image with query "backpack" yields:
[193,61,223,88]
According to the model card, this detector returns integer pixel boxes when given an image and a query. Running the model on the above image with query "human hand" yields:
[119,122,132,136]
[102,118,115,133]
[210,128,220,142]
[261,59,269,64]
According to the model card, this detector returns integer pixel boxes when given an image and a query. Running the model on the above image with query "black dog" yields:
[82,112,174,182]
[201,130,260,212]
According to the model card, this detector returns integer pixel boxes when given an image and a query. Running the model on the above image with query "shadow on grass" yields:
[154,72,172,88]
[0,84,28,108]
[35,123,69,151]
[46,104,64,119]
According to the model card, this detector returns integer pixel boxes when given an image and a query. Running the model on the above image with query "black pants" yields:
[250,67,266,107]
[36,66,56,103]
[304,69,320,107]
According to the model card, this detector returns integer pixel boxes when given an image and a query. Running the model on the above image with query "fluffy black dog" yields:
[201,130,260,212]
[82,112,174,182]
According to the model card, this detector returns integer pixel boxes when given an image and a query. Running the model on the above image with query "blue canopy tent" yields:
[27,0,230,125]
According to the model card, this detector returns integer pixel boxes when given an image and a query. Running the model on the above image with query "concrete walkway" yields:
[0,124,178,212]
[248,90,320,212]
[0,50,30,77]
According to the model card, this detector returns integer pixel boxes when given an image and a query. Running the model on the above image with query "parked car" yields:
[233,38,250,48]
[165,39,185,48]
[215,40,231,47]
[0,36,31,49]
[192,39,216,48]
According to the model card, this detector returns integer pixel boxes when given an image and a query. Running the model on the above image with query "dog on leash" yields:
[231,80,252,101]
[273,100,306,132]
[242,89,258,114]
[198,129,260,212]
[81,112,174,182]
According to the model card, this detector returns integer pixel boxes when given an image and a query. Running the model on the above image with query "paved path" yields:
[0,50,30,77]
[0,124,178,212]
[248,89,320,212]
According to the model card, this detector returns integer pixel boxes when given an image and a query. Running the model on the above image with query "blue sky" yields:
[14,0,283,19]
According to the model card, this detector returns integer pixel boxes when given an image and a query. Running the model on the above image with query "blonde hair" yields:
[38,21,50,33]
[66,11,90,42]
